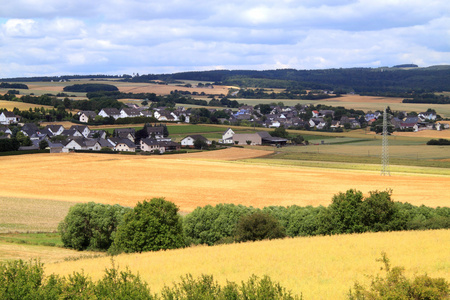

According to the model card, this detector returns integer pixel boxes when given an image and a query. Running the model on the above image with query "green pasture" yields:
[0,232,62,247]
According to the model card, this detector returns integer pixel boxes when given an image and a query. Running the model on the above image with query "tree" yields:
[194,138,208,149]
[270,126,289,138]
[15,131,32,146]
[39,139,49,150]
[291,135,304,144]
[235,211,286,242]
[113,198,185,253]
[58,203,130,251]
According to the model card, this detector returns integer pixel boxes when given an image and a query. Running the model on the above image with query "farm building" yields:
[180,135,211,147]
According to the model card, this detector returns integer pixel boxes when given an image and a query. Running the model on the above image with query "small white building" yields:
[0,111,19,125]
[180,135,211,147]
[220,128,235,144]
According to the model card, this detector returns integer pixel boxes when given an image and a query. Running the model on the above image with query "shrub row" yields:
[59,190,450,253]
[0,260,301,300]
[183,189,450,246]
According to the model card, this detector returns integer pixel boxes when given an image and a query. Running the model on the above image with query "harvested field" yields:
[116,82,230,96]
[332,94,405,103]
[45,229,450,300]
[161,147,273,161]
[0,100,53,111]
[0,241,104,264]
[394,129,450,139]
[1,150,449,212]
[0,197,76,233]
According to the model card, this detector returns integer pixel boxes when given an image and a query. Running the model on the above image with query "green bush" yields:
[113,198,185,253]
[58,202,130,251]
[182,204,255,246]
[0,260,301,299]
[161,274,301,300]
[235,211,286,242]
[348,253,449,300]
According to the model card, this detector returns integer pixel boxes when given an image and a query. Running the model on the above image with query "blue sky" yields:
[1,0,449,78]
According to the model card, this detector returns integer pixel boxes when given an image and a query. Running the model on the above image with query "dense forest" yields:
[2,65,450,95]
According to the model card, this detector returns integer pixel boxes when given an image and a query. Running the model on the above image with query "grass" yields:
[0,197,77,233]
[44,229,450,300]
[0,232,63,247]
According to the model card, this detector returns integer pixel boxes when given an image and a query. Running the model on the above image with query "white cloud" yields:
[0,0,449,78]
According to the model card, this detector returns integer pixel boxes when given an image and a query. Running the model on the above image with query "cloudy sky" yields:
[1,0,449,78]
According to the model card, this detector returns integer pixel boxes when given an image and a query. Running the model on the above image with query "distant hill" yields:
[2,65,450,94]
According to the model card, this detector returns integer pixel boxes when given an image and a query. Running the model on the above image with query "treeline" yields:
[0,260,301,300]
[63,83,119,93]
[129,66,450,93]
[427,138,450,145]
[184,190,450,246]
[0,82,28,89]
[58,190,450,254]
[233,88,337,100]
[402,93,450,104]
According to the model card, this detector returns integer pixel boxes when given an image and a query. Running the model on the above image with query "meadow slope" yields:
[45,229,450,300]
[1,149,449,212]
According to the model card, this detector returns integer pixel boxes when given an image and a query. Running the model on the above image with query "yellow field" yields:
[45,229,450,300]
[0,242,104,264]
[1,149,449,212]
[0,100,53,111]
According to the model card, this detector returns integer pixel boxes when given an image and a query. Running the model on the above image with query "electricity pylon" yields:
[381,107,390,176]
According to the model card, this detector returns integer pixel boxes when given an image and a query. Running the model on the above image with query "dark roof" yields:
[257,131,288,143]
[101,108,120,115]
[185,135,208,142]
[2,111,16,117]
[116,138,136,148]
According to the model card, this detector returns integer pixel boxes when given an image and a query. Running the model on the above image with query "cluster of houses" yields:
[0,122,184,154]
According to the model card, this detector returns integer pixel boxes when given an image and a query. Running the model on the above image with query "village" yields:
[0,101,448,153]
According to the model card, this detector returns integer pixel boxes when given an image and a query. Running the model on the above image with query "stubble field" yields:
[1,148,449,213]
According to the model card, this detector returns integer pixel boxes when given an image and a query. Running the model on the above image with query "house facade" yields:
[0,111,19,125]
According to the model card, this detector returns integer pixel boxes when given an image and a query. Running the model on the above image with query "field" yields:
[0,149,449,213]
[0,100,54,111]
[44,229,450,299]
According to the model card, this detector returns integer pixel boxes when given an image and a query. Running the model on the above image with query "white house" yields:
[79,111,97,123]
[98,108,120,120]
[120,108,141,119]
[220,128,235,144]
[45,124,65,136]
[64,137,102,151]
[141,138,165,153]
[180,135,211,147]
[70,125,90,138]
[0,111,19,125]
[114,139,136,152]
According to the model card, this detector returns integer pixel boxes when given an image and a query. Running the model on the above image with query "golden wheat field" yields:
[0,100,53,111]
[44,229,450,300]
[0,149,449,212]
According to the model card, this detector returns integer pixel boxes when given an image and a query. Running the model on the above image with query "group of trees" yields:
[60,189,449,254]
[427,138,450,145]
[183,189,450,246]
[59,198,184,254]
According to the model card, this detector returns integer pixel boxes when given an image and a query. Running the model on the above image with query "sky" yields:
[1,0,449,78]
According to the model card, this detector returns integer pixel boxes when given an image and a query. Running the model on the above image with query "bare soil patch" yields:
[117,83,230,96]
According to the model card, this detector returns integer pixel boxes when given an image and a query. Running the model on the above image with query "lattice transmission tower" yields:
[381,107,390,176]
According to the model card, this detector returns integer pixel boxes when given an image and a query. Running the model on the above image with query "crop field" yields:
[236,94,450,118]
[1,150,449,212]
[0,197,76,233]
[0,100,53,111]
[45,229,450,300]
